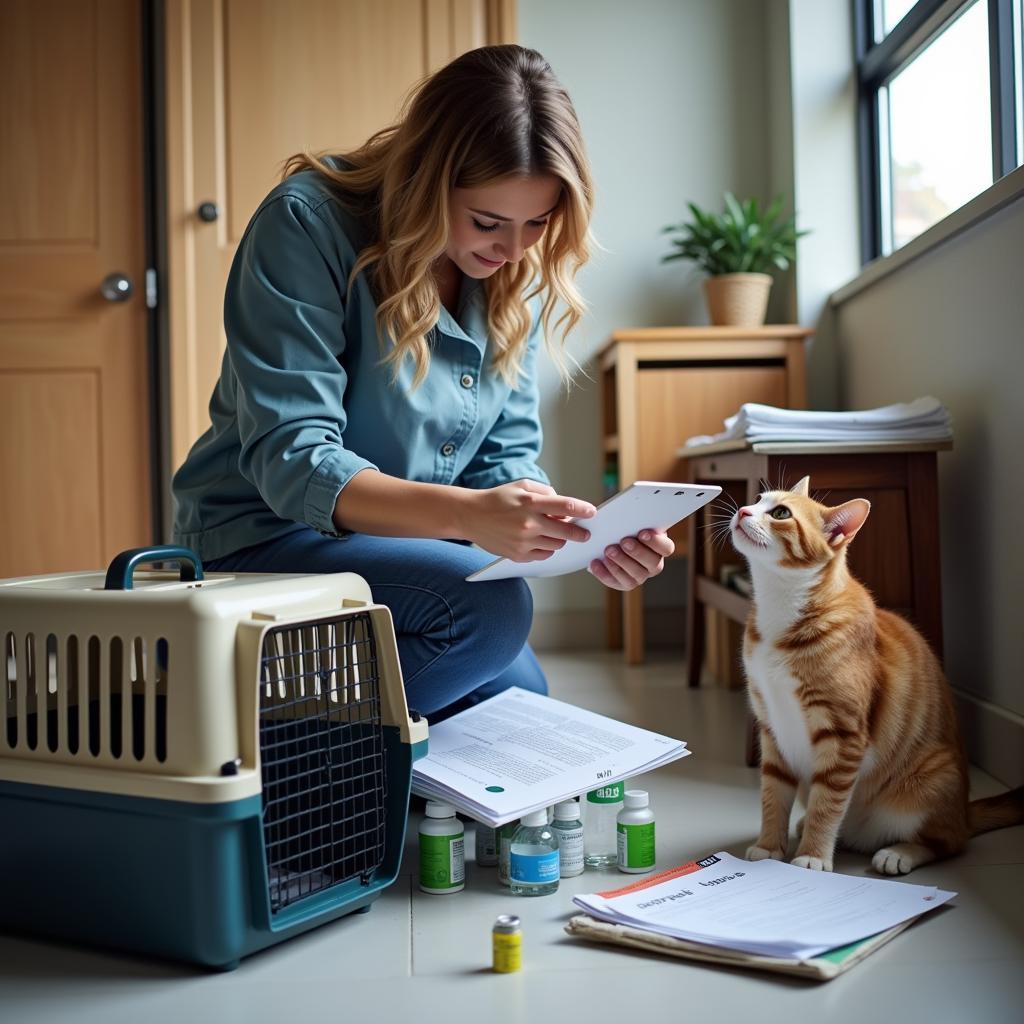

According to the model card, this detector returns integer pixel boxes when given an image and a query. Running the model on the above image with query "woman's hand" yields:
[463,479,596,561]
[589,529,674,591]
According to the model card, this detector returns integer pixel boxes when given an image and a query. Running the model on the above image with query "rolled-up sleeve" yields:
[456,309,550,490]
[226,194,378,535]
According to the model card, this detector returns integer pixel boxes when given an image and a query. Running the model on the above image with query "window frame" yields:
[855,0,1021,263]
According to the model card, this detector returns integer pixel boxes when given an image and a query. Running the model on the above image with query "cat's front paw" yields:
[791,854,833,871]
[872,844,928,875]
[746,844,785,862]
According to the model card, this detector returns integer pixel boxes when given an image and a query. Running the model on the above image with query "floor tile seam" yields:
[408,873,415,978]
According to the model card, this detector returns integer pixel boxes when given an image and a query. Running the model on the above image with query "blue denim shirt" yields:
[172,168,550,561]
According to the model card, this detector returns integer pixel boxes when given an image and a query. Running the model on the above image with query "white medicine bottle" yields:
[419,802,465,894]
[550,800,584,877]
[616,790,656,874]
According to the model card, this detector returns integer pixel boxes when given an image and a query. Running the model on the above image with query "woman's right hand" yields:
[462,479,596,561]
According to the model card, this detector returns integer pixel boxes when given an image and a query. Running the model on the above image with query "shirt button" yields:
[460,373,475,389]
[441,442,456,457]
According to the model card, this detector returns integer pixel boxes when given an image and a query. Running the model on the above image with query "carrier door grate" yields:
[258,612,388,914]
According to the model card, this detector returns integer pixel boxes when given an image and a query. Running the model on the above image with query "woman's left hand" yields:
[588,529,674,591]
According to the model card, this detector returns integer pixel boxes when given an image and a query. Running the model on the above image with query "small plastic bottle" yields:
[550,800,584,877]
[581,781,624,866]
[509,810,560,896]
[497,821,518,886]
[616,790,656,874]
[418,802,465,894]
[475,824,498,867]
[492,914,522,973]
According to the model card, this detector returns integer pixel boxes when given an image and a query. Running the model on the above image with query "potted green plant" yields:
[661,193,808,327]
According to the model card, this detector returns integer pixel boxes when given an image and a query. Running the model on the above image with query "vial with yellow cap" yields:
[492,914,522,973]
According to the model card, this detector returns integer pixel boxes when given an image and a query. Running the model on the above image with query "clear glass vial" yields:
[550,800,584,877]
[581,781,624,866]
[475,824,498,867]
[497,820,518,886]
[509,809,560,896]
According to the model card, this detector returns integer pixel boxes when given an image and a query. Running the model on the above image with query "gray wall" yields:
[834,196,1024,785]
[519,0,780,634]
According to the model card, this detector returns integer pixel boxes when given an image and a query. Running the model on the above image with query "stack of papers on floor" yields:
[411,688,689,827]
[568,851,956,980]
[684,396,953,447]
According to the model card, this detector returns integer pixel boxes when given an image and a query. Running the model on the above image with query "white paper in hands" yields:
[466,481,721,582]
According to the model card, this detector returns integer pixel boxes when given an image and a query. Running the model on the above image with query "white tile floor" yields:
[1,650,1022,1023]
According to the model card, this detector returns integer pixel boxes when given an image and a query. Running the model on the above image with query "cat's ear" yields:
[791,476,811,497]
[823,499,871,546]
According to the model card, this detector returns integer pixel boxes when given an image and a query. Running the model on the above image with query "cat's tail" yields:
[968,786,1024,837]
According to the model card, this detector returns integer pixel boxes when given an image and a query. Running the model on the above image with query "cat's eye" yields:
[770,506,792,520]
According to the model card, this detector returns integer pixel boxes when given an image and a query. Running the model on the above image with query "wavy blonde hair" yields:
[283,45,593,388]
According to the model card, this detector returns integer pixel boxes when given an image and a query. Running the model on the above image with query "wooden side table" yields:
[599,326,812,664]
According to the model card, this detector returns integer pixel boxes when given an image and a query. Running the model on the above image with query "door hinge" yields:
[145,267,158,309]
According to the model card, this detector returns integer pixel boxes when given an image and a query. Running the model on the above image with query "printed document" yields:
[573,851,956,959]
[412,688,689,826]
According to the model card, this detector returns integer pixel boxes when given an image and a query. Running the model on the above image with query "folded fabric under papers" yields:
[684,396,953,447]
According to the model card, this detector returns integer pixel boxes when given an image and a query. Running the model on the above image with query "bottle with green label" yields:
[616,790,655,873]
[419,802,465,894]
[581,780,624,866]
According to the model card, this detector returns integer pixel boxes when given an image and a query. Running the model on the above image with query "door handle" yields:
[100,273,134,302]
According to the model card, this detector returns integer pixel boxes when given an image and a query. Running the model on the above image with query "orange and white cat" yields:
[730,476,1023,875]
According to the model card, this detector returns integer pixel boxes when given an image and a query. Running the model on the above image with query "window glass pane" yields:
[1016,0,1023,167]
[876,0,919,41]
[885,0,992,252]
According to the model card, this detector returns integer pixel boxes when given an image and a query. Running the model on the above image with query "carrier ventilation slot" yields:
[2,632,168,763]
[258,612,388,914]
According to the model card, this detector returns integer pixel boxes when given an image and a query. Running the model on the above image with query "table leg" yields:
[686,514,705,687]
[624,589,645,665]
[606,588,623,650]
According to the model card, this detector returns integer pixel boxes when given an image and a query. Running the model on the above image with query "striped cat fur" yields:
[728,476,1023,875]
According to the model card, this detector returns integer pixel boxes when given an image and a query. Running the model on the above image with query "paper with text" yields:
[574,851,956,959]
[412,688,689,826]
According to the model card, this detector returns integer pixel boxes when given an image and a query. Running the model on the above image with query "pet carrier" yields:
[0,545,427,969]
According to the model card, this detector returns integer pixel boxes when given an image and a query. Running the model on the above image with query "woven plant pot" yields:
[703,272,772,327]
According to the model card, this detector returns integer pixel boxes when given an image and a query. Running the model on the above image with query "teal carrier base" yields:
[0,547,428,969]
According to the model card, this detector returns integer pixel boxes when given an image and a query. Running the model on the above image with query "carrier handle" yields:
[104,546,205,591]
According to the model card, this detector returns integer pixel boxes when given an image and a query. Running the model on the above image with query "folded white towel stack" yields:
[684,396,953,448]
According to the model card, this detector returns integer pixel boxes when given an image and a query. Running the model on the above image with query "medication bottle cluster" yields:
[417,786,657,902]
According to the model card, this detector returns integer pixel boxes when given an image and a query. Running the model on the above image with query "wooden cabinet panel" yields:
[599,327,811,664]
[636,366,788,482]
[0,0,152,578]
[0,1,98,245]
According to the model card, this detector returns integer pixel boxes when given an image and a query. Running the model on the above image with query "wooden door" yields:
[0,0,152,578]
[165,0,517,473]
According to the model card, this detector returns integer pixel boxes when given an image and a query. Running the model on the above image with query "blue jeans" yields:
[204,527,547,719]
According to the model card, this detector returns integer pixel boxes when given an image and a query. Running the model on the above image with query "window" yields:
[856,0,1024,260]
